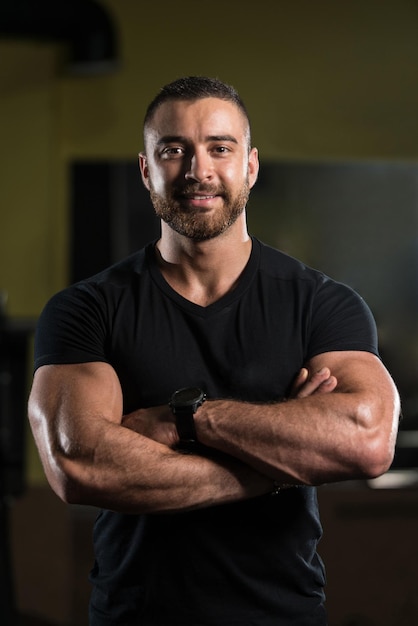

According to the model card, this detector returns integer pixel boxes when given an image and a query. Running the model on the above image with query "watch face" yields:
[173,387,204,407]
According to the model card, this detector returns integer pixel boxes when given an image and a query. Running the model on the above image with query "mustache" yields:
[174,183,227,197]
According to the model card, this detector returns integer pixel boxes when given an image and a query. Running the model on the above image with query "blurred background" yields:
[1,0,417,624]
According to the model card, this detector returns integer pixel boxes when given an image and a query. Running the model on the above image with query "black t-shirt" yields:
[34,238,379,625]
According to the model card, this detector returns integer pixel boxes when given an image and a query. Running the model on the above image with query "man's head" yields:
[140,76,259,242]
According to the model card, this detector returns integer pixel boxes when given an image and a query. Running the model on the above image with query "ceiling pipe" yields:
[0,0,118,74]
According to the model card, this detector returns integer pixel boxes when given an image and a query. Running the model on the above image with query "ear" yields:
[138,152,150,190]
[248,147,259,189]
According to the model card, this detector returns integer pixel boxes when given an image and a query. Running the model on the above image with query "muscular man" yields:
[28,76,400,625]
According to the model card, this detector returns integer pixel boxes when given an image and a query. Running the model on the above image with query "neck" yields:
[155,217,252,306]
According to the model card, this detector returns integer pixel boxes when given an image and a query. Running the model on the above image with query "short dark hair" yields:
[143,76,252,146]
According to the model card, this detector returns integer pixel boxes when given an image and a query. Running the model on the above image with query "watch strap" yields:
[174,407,198,443]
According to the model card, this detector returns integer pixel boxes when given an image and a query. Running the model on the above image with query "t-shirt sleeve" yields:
[33,284,110,371]
[306,277,379,360]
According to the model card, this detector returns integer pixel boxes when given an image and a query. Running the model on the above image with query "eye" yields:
[212,145,231,155]
[161,146,185,159]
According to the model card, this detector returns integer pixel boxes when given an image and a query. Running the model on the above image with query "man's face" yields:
[139,97,259,241]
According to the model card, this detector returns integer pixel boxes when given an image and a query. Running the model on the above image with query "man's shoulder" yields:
[256,238,325,283]
[255,238,361,305]
[85,245,150,288]
[44,244,153,317]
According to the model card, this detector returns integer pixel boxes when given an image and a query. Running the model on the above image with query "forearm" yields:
[33,410,273,515]
[194,395,362,485]
[57,428,273,514]
[121,360,393,488]
[194,361,400,486]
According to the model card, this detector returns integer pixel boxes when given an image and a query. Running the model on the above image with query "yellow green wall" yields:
[2,0,418,313]
[1,0,418,481]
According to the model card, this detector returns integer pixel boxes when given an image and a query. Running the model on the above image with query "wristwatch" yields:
[169,387,206,448]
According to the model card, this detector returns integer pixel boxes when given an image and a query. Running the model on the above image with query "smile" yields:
[187,195,216,200]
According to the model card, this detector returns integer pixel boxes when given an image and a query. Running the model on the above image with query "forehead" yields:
[144,97,249,145]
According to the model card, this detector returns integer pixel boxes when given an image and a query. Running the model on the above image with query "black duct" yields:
[0,0,118,74]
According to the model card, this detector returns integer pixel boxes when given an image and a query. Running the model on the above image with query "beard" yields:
[149,179,251,242]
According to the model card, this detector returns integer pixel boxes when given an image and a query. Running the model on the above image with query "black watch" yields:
[169,387,206,446]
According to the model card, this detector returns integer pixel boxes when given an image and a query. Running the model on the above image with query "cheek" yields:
[222,163,247,187]
[148,162,183,194]
[146,167,169,195]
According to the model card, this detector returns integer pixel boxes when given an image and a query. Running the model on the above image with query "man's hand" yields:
[121,404,178,447]
[290,367,337,399]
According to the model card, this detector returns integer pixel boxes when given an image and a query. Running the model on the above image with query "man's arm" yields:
[121,366,338,443]
[28,362,274,514]
[194,351,401,486]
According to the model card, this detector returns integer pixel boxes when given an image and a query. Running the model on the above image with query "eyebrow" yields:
[156,134,239,146]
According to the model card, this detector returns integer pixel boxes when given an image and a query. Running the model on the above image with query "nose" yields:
[185,149,213,183]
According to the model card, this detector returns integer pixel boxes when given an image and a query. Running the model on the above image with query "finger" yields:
[314,375,338,394]
[289,368,309,398]
[293,367,333,399]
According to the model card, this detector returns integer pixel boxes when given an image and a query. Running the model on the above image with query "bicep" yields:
[29,361,123,461]
[306,350,395,395]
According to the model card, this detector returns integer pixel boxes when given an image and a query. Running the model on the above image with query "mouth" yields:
[184,194,217,200]
[178,188,223,209]
[179,184,223,198]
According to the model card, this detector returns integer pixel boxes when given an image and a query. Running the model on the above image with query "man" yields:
[28,76,400,625]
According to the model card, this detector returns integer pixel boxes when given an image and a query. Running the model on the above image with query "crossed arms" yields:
[28,350,400,514]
